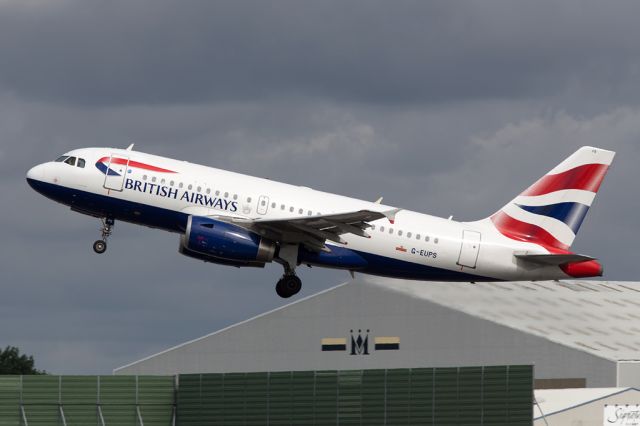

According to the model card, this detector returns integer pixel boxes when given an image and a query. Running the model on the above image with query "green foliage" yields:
[0,346,46,375]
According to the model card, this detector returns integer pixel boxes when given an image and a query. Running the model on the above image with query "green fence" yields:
[177,365,533,426]
[0,375,175,426]
[0,365,532,425]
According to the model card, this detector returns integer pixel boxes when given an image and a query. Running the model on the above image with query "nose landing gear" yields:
[93,217,114,254]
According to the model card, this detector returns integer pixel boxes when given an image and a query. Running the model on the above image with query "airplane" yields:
[26,145,614,298]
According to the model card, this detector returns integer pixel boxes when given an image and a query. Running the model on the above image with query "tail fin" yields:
[489,146,615,251]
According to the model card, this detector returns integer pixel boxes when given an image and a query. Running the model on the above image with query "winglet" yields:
[126,143,135,151]
[374,197,383,204]
[383,208,401,224]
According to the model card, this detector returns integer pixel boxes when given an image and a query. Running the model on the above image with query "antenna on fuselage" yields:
[126,143,135,151]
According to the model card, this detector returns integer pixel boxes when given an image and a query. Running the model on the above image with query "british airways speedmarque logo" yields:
[95,157,177,176]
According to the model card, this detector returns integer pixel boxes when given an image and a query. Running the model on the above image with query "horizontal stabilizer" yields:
[514,253,596,266]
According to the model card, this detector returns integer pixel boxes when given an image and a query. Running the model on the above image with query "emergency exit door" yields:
[257,195,269,215]
[457,230,481,268]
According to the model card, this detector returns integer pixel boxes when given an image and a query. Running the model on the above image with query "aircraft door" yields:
[457,230,481,268]
[103,155,130,191]
[257,195,269,215]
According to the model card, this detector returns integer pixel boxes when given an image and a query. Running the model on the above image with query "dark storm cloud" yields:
[1,1,640,106]
[3,1,640,374]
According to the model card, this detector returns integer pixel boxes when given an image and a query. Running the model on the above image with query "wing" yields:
[227,209,400,252]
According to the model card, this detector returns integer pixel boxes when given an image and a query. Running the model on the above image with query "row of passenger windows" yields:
[266,200,320,216]
[55,156,86,168]
[143,174,241,200]
[142,174,322,216]
[370,224,439,244]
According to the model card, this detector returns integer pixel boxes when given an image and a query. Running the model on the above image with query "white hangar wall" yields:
[116,277,640,387]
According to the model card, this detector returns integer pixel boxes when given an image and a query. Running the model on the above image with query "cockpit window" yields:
[55,156,69,162]
[64,156,76,166]
[77,158,85,168]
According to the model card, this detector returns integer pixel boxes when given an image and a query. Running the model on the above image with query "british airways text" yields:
[124,178,238,212]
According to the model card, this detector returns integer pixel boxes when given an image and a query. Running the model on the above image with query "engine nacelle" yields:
[180,216,276,265]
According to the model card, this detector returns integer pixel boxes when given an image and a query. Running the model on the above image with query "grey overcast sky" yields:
[2,0,640,374]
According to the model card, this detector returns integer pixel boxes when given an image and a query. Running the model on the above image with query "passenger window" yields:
[281,204,285,210]
[389,228,394,234]
[152,177,157,183]
[77,158,85,168]
[425,236,430,242]
[247,197,252,203]
[261,200,266,206]
[143,175,148,181]
[298,208,303,214]
[161,179,166,184]
[290,206,294,212]
[434,238,439,244]
[233,194,238,200]
[170,181,175,186]
[371,225,376,230]
[197,186,202,192]
[407,232,412,238]
[188,184,192,190]
[380,226,385,232]
[206,188,211,194]
[398,230,403,236]
[216,190,220,196]
[224,192,229,198]
[416,234,421,240]
[271,202,276,208]
[64,156,76,166]
[55,156,68,162]
[179,182,184,188]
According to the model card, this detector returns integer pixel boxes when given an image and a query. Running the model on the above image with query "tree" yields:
[0,346,46,374]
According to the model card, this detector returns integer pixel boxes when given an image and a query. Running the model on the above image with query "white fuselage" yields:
[26,147,580,283]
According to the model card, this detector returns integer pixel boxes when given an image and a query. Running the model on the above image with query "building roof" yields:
[533,387,640,419]
[366,278,640,362]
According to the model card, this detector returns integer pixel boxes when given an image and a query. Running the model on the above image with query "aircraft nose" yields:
[26,164,46,189]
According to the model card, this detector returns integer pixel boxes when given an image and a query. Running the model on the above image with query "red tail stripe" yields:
[491,211,569,251]
[521,163,608,196]
[97,157,176,173]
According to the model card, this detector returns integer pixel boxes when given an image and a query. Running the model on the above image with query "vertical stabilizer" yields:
[489,146,615,251]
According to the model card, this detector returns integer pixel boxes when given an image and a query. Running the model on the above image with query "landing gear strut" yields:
[93,217,114,254]
[275,243,302,298]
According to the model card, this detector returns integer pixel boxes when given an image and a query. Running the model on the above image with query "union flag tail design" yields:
[490,146,615,251]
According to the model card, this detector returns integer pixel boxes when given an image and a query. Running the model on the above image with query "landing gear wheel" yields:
[93,240,107,254]
[275,275,302,298]
[93,217,114,254]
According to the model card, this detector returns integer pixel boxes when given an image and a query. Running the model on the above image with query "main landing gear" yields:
[275,243,302,298]
[275,274,302,298]
[93,217,114,254]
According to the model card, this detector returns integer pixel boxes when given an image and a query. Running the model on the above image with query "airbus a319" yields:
[27,145,614,298]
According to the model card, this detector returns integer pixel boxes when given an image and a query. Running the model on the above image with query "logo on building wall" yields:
[350,329,369,355]
[321,330,400,354]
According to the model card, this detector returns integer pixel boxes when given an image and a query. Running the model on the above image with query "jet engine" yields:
[179,216,276,267]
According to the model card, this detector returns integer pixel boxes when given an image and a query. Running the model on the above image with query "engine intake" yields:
[180,216,276,264]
